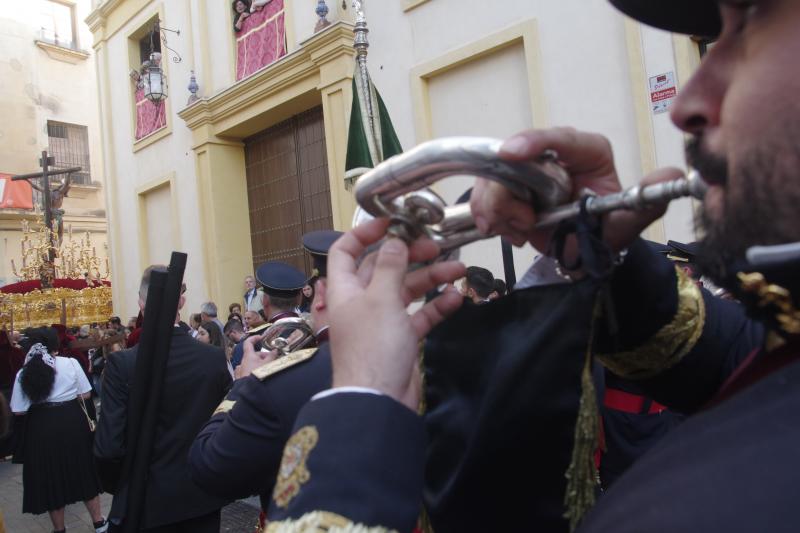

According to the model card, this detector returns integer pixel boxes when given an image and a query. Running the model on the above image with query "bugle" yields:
[259,317,316,356]
[353,136,707,256]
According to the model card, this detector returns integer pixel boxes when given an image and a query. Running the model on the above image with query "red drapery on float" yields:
[0,278,111,294]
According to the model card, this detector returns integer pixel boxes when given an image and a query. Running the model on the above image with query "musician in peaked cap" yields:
[258,0,800,531]
[255,261,306,324]
[233,261,306,360]
[189,231,342,525]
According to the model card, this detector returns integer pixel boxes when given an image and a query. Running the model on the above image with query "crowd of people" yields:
[1,0,798,531]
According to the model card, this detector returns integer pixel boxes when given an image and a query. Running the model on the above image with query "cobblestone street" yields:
[0,461,260,532]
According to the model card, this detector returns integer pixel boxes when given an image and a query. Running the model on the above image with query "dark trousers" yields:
[110,509,221,533]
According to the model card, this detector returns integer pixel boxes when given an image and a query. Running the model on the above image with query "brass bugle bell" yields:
[259,317,316,356]
[353,136,707,256]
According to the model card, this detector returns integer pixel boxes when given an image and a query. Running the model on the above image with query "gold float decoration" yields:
[1,218,113,329]
[0,286,113,329]
[11,220,110,282]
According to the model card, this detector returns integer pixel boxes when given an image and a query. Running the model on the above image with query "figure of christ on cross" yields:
[11,150,81,287]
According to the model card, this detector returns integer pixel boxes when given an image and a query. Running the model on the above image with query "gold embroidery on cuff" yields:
[213,399,236,416]
[597,267,706,379]
[273,426,319,508]
[265,510,398,532]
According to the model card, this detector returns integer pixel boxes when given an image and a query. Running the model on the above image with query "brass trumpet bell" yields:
[261,317,316,356]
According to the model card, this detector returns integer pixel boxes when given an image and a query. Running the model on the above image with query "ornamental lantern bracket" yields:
[142,21,182,104]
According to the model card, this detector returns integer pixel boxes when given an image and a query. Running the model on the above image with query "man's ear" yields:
[138,297,145,312]
[178,295,186,311]
[313,279,327,310]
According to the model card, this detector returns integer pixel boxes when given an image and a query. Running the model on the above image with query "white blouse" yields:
[10,356,92,413]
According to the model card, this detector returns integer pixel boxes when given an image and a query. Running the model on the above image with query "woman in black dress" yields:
[10,327,108,533]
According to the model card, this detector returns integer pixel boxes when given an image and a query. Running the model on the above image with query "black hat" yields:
[609,0,721,37]
[255,261,306,298]
[646,240,672,256]
[666,240,700,263]
[302,230,343,278]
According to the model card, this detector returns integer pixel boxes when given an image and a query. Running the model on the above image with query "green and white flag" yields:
[344,67,403,184]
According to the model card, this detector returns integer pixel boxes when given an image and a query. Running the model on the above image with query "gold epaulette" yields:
[213,399,236,416]
[265,511,397,533]
[248,323,271,336]
[252,348,317,381]
[597,266,706,379]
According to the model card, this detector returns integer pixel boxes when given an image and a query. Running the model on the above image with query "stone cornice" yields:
[178,22,356,132]
[85,0,153,46]
[35,41,90,63]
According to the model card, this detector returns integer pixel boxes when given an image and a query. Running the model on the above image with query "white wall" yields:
[355,0,693,281]
[101,0,210,317]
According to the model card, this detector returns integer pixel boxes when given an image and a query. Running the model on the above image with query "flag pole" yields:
[352,1,374,141]
[345,2,402,187]
[352,0,382,166]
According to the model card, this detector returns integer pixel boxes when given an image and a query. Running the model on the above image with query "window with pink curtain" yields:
[235,0,287,81]
[134,87,167,141]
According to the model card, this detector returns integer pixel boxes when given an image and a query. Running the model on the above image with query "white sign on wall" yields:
[649,71,677,115]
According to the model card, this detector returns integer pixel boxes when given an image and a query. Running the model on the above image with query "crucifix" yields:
[12,150,80,288]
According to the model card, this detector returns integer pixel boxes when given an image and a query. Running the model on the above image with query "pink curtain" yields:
[135,87,167,141]
[236,0,287,81]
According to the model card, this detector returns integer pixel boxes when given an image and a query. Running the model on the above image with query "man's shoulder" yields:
[175,333,227,360]
[251,347,320,382]
[105,347,137,378]
[253,344,331,388]
[108,346,137,365]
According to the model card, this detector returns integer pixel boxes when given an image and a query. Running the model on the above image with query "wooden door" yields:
[244,106,333,276]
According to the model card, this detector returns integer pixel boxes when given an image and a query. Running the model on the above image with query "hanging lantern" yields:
[143,52,167,104]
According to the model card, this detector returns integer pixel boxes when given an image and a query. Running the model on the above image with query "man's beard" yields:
[688,133,800,284]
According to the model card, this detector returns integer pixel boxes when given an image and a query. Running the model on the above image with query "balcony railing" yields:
[37,28,80,52]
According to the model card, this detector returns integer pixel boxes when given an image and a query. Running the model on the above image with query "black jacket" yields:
[94,327,232,528]
[190,342,332,509]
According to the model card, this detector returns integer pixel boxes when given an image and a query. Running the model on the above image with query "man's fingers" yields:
[355,250,378,286]
[369,238,410,295]
[328,218,390,288]
[499,127,615,177]
[407,238,441,264]
[402,261,466,304]
[409,287,464,338]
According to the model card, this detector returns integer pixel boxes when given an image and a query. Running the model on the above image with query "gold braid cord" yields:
[563,298,601,532]
[265,511,398,533]
[597,267,706,379]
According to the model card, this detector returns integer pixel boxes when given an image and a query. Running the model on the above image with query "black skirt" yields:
[21,399,101,514]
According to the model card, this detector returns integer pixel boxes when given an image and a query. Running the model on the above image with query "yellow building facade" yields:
[87,0,704,318]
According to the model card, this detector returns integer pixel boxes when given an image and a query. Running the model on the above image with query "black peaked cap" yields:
[256,261,306,298]
[609,0,721,37]
[302,230,344,279]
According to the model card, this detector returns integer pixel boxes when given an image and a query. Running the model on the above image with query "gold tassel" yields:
[563,298,601,531]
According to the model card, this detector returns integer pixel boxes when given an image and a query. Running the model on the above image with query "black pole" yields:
[11,166,81,181]
[501,238,517,290]
[122,252,187,533]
